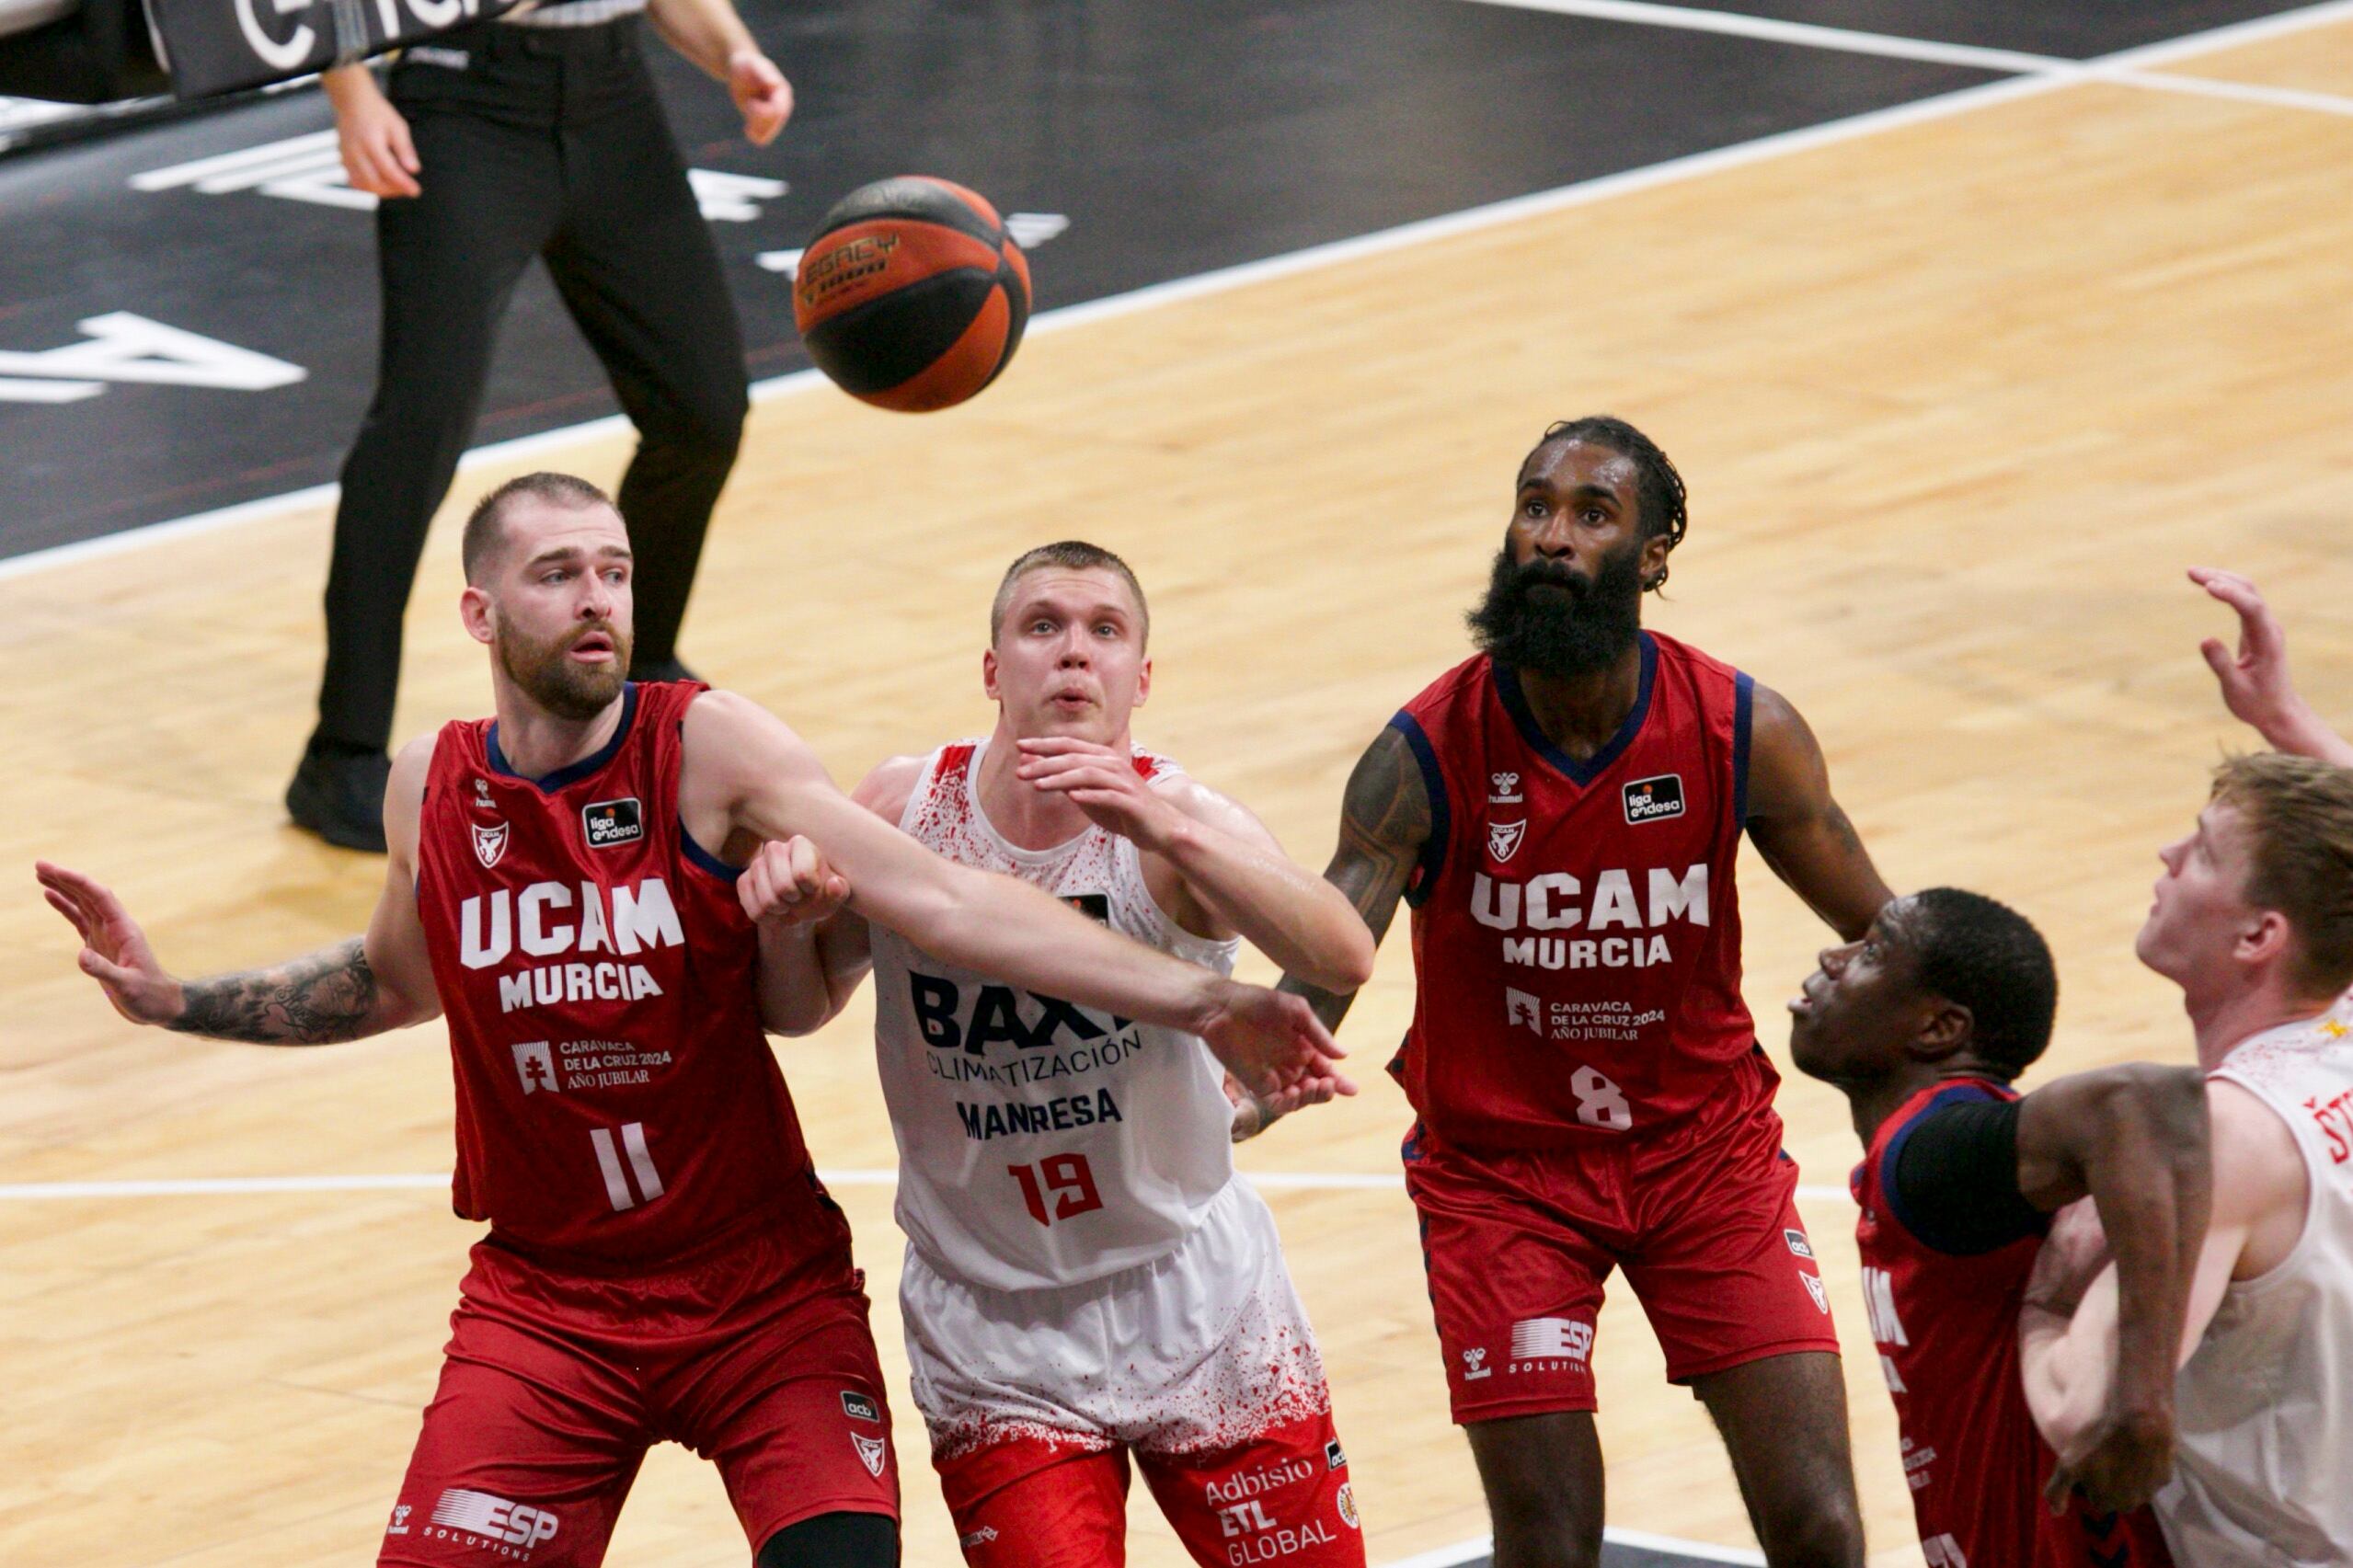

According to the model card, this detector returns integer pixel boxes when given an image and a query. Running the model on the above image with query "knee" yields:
[1751,1491,1864,1568]
[1486,1492,1601,1568]
[641,384,747,470]
[755,1509,898,1568]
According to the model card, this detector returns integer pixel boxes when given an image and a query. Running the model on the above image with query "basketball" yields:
[792,176,1032,413]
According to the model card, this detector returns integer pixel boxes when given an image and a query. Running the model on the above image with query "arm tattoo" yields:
[1281,726,1431,1033]
[170,938,382,1045]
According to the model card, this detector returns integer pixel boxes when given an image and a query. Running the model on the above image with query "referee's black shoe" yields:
[286,739,391,853]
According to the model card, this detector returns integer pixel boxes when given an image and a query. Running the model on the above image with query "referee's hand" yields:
[728,49,792,146]
[325,65,421,199]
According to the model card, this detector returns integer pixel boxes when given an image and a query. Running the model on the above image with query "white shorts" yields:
[900,1176,1333,1462]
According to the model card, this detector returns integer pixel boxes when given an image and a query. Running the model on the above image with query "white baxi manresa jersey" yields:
[866,738,1243,1293]
[2163,993,2353,1568]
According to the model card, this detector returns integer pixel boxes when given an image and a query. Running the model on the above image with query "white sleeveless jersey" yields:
[867,738,1243,1292]
[2161,993,2353,1567]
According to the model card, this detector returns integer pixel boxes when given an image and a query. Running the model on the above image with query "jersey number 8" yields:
[1571,1066,1633,1131]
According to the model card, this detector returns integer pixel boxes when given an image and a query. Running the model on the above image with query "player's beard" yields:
[1465,534,1644,679]
[494,610,633,721]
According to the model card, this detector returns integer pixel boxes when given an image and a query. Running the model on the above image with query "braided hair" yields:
[1531,416,1689,590]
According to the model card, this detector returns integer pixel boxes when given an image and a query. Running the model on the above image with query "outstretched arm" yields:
[35,741,442,1044]
[2005,1065,2211,1510]
[684,692,1351,1106]
[1014,737,1376,992]
[1743,682,1892,941]
[2190,567,2353,765]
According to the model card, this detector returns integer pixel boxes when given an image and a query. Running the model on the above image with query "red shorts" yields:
[1406,1051,1839,1425]
[376,1225,899,1567]
[935,1412,1362,1568]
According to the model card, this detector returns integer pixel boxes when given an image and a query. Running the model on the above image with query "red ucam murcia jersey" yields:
[1855,1081,2173,1568]
[414,681,850,1272]
[1392,632,1757,1150]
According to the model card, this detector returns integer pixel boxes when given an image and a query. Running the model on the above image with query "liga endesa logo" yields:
[1621,773,1686,824]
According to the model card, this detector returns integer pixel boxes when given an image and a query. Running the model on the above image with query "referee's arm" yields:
[645,0,793,144]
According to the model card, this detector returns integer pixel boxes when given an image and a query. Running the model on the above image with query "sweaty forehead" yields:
[1520,439,1639,495]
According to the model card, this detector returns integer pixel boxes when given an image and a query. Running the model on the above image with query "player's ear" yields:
[459,585,497,647]
[1639,531,1672,593]
[2238,909,2295,972]
[1134,656,1152,707]
[1912,998,1973,1061]
[981,647,1001,702]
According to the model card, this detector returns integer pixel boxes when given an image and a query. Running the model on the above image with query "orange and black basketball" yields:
[792,177,1032,413]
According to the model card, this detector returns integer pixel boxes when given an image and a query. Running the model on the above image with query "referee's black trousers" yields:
[314,18,747,755]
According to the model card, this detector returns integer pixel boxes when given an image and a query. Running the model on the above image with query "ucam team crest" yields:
[472,819,510,868]
[1487,819,1527,862]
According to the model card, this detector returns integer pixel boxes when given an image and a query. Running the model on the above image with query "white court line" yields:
[1462,0,2353,118]
[0,1170,1856,1202]
[7,0,2353,586]
[1382,1527,1764,1567]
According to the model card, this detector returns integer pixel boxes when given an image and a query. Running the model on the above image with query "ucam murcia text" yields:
[457,877,684,1014]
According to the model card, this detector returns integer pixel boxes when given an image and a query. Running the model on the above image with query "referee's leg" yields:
[543,40,748,683]
[295,82,560,849]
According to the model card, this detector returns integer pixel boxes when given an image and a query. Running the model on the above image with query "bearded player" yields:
[736,541,1375,1568]
[34,475,1348,1568]
[1788,887,2198,1564]
[1284,418,1889,1567]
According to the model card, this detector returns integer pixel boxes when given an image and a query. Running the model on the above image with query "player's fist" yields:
[738,836,850,932]
[35,861,185,1026]
[728,49,793,147]
[1199,981,1355,1111]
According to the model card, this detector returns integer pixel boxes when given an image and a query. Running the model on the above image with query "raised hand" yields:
[1016,737,1182,848]
[1199,981,1355,1112]
[2187,567,2353,764]
[2191,567,2299,734]
[737,836,851,931]
[35,860,185,1025]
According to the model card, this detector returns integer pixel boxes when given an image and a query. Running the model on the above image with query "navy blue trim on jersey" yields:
[680,822,742,882]
[1732,670,1756,828]
[1389,712,1450,909]
[1880,1081,2045,1254]
[1494,632,1658,787]
[486,682,640,794]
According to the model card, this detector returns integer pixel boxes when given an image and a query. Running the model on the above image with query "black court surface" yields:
[0,0,2311,560]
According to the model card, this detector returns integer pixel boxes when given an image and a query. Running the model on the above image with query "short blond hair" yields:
[2211,752,2353,996]
[989,542,1148,648]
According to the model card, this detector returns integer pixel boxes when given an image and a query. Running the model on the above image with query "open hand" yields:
[737,837,850,931]
[1016,737,1181,849]
[2190,567,2301,736]
[35,861,185,1025]
[1199,981,1355,1112]
[328,69,421,199]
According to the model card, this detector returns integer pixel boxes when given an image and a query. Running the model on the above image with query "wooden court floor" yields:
[8,22,2353,1567]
